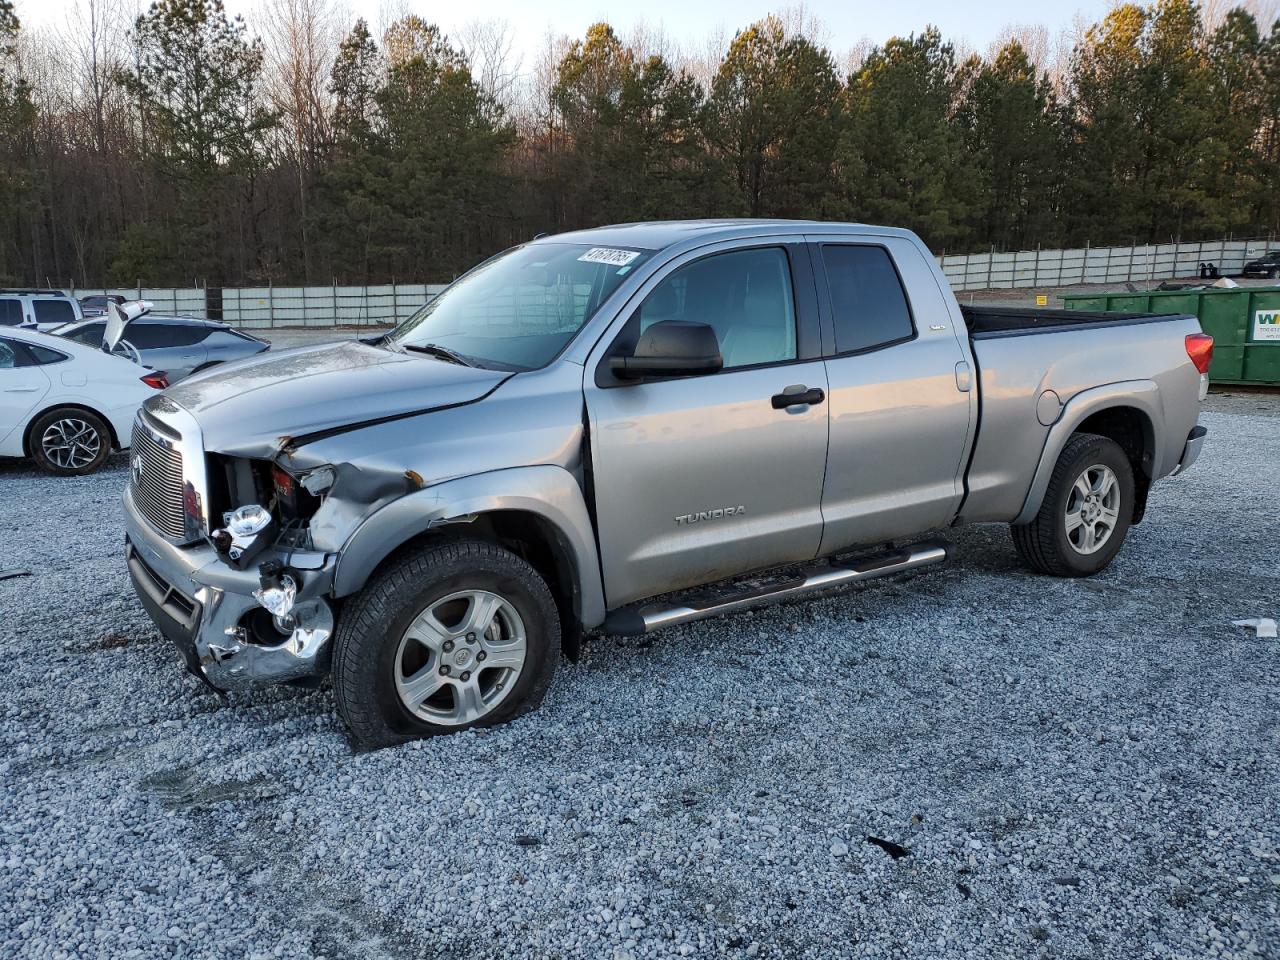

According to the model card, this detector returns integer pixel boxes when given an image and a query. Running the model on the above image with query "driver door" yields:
[584,242,829,608]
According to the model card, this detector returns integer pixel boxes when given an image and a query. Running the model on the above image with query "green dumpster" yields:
[1061,285,1280,385]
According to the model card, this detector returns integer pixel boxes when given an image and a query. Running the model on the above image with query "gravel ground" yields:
[1,407,1278,960]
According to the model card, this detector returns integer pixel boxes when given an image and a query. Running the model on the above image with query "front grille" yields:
[130,418,186,540]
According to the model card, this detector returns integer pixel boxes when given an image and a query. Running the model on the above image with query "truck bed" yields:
[961,304,1174,337]
[957,304,1203,526]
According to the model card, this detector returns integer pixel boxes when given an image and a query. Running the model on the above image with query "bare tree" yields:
[258,0,341,279]
[459,17,521,117]
[842,36,875,77]
[987,23,1051,70]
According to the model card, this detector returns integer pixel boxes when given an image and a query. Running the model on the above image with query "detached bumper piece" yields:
[124,488,338,692]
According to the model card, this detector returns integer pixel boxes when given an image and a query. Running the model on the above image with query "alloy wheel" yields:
[393,589,528,726]
[40,418,102,470]
[1064,463,1121,555]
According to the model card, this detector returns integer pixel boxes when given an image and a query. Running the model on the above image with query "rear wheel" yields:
[1011,433,1134,577]
[29,407,112,476]
[332,539,561,750]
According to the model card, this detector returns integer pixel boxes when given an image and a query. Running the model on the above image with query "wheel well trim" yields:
[23,402,119,456]
[1013,381,1163,526]
[331,464,606,628]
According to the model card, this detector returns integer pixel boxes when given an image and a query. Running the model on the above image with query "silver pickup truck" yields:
[123,221,1212,749]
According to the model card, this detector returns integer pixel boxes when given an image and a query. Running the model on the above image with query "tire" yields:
[1011,433,1135,577]
[28,407,113,476]
[332,539,561,750]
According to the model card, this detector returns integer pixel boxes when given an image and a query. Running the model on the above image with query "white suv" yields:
[0,289,84,332]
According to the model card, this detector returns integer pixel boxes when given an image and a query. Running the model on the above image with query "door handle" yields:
[4,387,40,393]
[771,385,825,409]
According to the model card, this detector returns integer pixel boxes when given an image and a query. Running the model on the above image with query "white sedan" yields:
[0,325,168,475]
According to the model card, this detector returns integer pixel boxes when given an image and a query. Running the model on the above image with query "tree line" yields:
[1,0,1278,287]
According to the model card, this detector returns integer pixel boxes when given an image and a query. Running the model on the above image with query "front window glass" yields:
[389,243,654,370]
[0,339,15,368]
[635,247,797,369]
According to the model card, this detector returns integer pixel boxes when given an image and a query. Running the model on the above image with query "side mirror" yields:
[609,320,723,380]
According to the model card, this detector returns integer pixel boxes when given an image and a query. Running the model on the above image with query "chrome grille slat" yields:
[130,420,186,540]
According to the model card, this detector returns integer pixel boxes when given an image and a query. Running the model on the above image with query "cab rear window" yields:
[820,245,915,354]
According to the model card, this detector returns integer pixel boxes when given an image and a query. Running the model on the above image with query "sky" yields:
[15,0,1117,72]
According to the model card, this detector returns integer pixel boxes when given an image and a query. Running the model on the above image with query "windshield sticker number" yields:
[578,247,640,267]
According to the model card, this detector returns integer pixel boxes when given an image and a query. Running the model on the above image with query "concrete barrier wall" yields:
[68,237,1277,324]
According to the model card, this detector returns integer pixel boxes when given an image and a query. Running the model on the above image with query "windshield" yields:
[388,242,654,370]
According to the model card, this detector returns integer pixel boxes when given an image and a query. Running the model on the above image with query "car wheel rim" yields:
[41,418,102,470]
[1065,463,1120,556]
[394,589,528,726]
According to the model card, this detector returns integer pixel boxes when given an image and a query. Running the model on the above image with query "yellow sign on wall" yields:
[1036,295,1048,306]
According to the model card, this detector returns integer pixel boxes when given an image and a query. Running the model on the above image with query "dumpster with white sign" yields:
[1063,285,1280,385]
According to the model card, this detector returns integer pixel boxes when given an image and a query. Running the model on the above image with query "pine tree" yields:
[0,0,35,283]
[956,41,1067,249]
[704,16,842,217]
[838,28,975,248]
[125,0,275,279]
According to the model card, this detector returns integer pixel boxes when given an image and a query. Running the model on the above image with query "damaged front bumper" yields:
[124,486,337,691]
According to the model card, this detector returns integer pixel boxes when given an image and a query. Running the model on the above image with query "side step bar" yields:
[602,539,950,636]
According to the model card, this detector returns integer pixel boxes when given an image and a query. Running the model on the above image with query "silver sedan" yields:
[53,315,269,381]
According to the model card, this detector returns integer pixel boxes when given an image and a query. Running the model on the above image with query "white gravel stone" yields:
[0,402,1277,959]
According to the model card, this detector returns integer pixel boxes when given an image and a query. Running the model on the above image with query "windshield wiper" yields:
[401,342,476,367]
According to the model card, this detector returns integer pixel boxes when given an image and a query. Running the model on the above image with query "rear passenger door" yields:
[126,322,208,378]
[0,338,51,450]
[810,236,973,555]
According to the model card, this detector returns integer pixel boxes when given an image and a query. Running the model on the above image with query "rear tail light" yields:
[140,371,169,389]
[1185,333,1213,375]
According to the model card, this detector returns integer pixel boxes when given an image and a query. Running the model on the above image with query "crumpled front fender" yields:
[330,464,606,629]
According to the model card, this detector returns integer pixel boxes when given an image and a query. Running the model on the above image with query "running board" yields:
[602,539,950,636]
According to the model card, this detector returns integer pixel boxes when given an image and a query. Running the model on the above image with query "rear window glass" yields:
[821,245,914,354]
[0,298,22,326]
[28,343,67,365]
[32,299,76,326]
[65,321,106,345]
[124,322,210,348]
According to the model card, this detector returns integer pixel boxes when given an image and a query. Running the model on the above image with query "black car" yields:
[1241,251,1280,279]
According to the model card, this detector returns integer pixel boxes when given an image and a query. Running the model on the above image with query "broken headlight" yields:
[211,503,276,569]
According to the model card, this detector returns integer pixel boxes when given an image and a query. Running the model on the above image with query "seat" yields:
[720,281,792,368]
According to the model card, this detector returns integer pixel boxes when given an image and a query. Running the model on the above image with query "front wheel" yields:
[29,407,112,475]
[1011,433,1135,577]
[332,539,561,750]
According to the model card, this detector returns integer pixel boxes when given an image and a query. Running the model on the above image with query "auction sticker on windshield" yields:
[1255,309,1280,342]
[578,247,641,267]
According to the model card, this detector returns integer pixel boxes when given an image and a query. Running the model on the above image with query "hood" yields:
[162,340,511,457]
